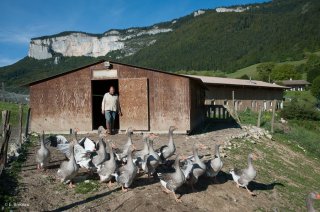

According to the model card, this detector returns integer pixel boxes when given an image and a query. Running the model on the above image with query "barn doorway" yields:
[91,80,119,130]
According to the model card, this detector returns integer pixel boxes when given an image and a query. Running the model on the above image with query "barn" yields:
[27,61,205,134]
[187,75,287,112]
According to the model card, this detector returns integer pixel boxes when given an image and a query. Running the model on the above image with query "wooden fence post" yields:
[0,123,11,176]
[257,106,262,128]
[25,108,31,138]
[271,99,276,133]
[3,125,11,166]
[18,104,23,145]
[1,110,10,138]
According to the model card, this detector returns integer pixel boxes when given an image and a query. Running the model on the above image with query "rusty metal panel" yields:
[119,78,149,131]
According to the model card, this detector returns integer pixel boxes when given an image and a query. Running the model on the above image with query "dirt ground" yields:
[13,124,297,211]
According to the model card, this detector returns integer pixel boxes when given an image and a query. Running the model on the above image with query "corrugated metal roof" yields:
[185,75,288,89]
[281,80,310,85]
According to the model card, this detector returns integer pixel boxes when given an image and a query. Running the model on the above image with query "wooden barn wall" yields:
[204,85,284,111]
[30,63,106,133]
[189,79,206,131]
[113,64,191,132]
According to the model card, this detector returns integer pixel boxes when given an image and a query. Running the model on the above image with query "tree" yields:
[256,62,275,82]
[280,98,320,120]
[270,64,302,81]
[311,76,320,100]
[306,55,320,83]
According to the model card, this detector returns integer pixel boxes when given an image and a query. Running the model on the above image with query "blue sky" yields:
[0,0,267,67]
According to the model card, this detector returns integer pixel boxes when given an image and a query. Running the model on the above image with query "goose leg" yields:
[69,181,76,188]
[37,164,40,170]
[108,180,113,188]
[245,186,256,196]
[173,192,182,203]
[162,187,171,194]
[122,185,128,192]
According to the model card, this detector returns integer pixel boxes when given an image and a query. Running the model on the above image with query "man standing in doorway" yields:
[101,86,122,134]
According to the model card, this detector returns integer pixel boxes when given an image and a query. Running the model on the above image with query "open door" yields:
[91,80,119,130]
[119,78,149,131]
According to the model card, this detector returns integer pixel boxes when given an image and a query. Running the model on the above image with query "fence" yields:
[0,107,31,176]
[205,105,231,120]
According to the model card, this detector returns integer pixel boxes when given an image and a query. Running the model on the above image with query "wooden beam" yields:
[25,108,31,138]
[18,104,23,144]
[271,99,276,133]
[257,106,262,128]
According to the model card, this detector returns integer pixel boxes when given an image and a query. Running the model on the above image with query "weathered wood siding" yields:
[30,61,204,133]
[189,79,205,131]
[204,85,284,111]
[114,63,192,132]
[30,63,106,133]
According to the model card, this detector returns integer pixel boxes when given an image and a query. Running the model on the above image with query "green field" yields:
[0,101,29,127]
[178,54,314,81]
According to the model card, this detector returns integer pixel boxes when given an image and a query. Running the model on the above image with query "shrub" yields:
[280,98,320,120]
[311,75,320,100]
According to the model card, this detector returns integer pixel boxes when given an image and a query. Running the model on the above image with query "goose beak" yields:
[316,194,320,199]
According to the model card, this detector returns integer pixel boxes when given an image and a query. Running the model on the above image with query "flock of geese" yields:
[35,126,320,210]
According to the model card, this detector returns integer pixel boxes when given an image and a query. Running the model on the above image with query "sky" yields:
[0,0,267,67]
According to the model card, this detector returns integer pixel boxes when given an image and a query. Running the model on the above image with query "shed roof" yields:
[185,75,288,89]
[23,60,203,86]
[281,79,310,86]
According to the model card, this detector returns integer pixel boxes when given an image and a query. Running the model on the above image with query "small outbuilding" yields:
[186,75,288,111]
[280,79,310,91]
[27,61,205,134]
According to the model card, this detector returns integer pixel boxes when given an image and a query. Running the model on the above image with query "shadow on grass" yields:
[221,171,285,193]
[248,181,285,191]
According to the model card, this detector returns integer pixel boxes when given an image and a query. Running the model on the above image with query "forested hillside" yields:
[1,0,320,92]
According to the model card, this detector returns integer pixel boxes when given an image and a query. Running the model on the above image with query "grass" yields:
[75,180,100,194]
[0,101,29,127]
[227,58,308,80]
[238,108,320,158]
[227,63,260,79]
[224,137,320,211]
[0,136,37,208]
[238,109,275,131]
[176,54,312,80]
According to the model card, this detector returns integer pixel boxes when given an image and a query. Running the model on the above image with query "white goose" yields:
[141,134,160,179]
[158,126,177,163]
[113,145,137,192]
[57,141,79,188]
[36,132,51,170]
[98,140,117,187]
[157,154,185,203]
[115,127,135,162]
[230,153,257,196]
[206,144,223,183]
